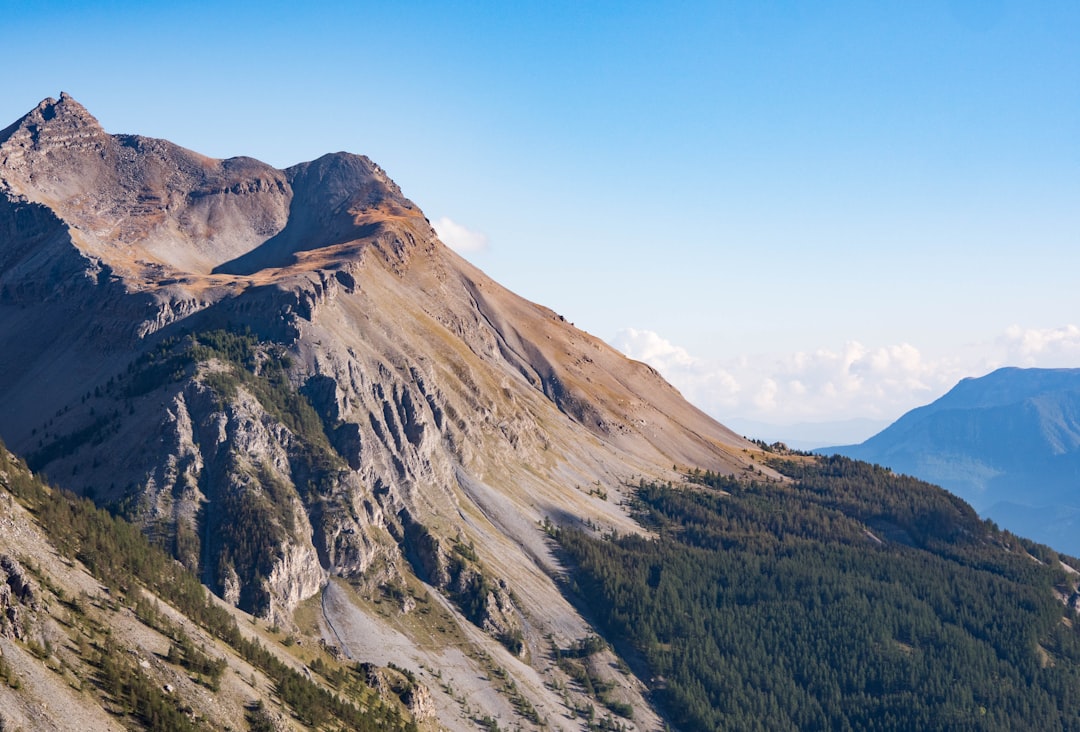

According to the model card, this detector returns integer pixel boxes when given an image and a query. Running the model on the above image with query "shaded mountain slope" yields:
[823,367,1080,555]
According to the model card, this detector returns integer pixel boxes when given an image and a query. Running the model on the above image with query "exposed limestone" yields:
[402,680,436,722]
[0,554,38,639]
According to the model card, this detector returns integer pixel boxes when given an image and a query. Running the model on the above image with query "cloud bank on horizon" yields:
[611,324,1080,429]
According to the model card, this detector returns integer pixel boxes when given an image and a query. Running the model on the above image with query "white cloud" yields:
[612,324,1080,430]
[610,328,698,369]
[432,216,489,254]
[611,329,963,426]
[996,325,1080,366]
[611,329,741,407]
[754,378,779,410]
[613,323,1080,434]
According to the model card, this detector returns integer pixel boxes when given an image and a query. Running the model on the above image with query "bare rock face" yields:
[0,93,292,278]
[0,554,38,639]
[401,680,436,722]
[0,95,756,723]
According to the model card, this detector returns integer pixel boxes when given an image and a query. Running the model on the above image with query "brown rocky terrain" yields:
[0,93,763,729]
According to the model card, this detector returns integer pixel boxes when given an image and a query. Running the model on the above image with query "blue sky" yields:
[4,1,1079,443]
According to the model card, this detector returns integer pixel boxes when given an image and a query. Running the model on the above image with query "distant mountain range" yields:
[821,367,1080,556]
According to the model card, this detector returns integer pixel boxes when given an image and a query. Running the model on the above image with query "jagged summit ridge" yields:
[0,94,429,286]
[0,92,752,547]
[0,92,104,149]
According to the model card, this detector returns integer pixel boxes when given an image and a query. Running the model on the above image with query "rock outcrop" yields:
[0,554,38,639]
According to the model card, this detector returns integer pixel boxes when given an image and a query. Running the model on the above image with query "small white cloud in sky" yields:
[610,329,741,406]
[432,216,489,254]
[611,328,698,369]
[611,325,1080,428]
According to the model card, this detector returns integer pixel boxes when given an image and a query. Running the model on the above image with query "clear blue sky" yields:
[3,1,1079,440]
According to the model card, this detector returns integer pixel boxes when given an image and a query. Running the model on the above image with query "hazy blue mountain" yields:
[820,367,1080,556]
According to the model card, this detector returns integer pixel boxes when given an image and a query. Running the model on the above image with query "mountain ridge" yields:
[822,366,1080,555]
[0,94,759,729]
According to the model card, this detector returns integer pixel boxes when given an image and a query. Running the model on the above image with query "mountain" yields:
[9,95,1080,730]
[560,457,1080,729]
[0,442,423,731]
[11,437,1080,730]
[822,367,1080,555]
[0,93,759,729]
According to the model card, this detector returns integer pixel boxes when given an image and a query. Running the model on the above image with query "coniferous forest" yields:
[558,456,1080,731]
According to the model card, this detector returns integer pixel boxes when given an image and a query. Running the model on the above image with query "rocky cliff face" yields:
[0,94,757,728]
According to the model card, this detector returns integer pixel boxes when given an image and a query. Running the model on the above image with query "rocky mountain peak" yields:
[0,92,105,150]
[0,98,755,726]
[0,96,434,288]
